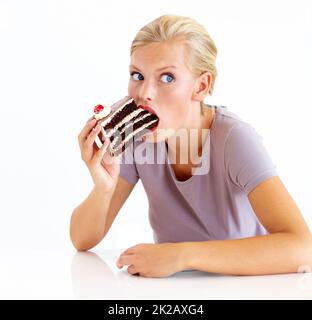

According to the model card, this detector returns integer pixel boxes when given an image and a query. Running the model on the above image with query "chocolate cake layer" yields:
[110,113,159,148]
[103,100,138,131]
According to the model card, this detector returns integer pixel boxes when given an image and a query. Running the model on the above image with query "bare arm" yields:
[70,176,135,251]
[70,187,114,251]
[179,176,312,275]
[71,112,136,251]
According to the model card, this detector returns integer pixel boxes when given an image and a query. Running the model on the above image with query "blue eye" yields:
[161,74,174,83]
[130,72,144,81]
[130,71,175,83]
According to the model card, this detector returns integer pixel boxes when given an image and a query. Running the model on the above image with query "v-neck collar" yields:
[164,104,218,184]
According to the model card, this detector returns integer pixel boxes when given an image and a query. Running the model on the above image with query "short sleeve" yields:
[118,142,140,185]
[224,122,278,194]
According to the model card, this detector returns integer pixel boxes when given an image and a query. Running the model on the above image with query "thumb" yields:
[95,138,110,162]
[112,153,122,165]
[101,142,119,166]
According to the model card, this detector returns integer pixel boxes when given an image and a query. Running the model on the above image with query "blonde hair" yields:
[130,14,218,100]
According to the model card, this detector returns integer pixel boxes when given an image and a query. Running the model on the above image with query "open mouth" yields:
[138,105,160,132]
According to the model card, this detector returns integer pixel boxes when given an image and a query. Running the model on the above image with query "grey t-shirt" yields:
[119,104,278,243]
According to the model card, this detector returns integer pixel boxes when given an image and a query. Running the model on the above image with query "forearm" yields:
[70,186,114,251]
[179,233,312,275]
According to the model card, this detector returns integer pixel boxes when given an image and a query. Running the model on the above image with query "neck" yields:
[166,104,215,165]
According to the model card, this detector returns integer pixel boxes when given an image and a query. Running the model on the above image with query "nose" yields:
[138,78,155,103]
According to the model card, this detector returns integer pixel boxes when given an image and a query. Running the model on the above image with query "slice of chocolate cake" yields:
[93,96,159,156]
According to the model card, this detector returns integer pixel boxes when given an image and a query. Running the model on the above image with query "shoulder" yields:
[213,106,267,159]
[210,105,260,147]
[210,106,277,192]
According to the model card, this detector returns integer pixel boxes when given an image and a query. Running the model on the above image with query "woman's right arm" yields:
[70,186,115,251]
[70,176,136,251]
[70,114,124,251]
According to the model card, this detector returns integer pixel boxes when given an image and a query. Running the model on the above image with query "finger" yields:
[85,124,101,147]
[86,115,96,122]
[117,254,135,269]
[81,124,101,159]
[127,265,140,276]
[93,137,110,162]
[122,245,139,255]
[78,118,97,145]
[109,152,122,166]
[101,150,116,169]
[92,127,107,153]
[92,139,100,154]
[101,130,122,165]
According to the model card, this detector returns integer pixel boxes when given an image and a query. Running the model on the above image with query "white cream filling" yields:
[99,99,135,128]
[112,118,158,153]
[100,108,146,137]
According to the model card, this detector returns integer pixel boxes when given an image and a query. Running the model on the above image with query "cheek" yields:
[161,105,188,129]
[128,82,136,97]
[163,85,191,109]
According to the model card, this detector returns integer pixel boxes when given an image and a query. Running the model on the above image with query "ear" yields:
[192,72,212,102]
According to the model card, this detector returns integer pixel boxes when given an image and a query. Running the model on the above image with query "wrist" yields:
[92,185,115,198]
[176,242,195,271]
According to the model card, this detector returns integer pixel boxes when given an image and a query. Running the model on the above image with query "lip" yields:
[138,105,158,117]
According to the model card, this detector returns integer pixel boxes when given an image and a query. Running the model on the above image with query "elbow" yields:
[70,235,96,252]
[71,239,90,252]
[69,210,104,252]
[69,225,100,252]
[70,230,94,252]
[74,246,90,252]
[70,211,92,252]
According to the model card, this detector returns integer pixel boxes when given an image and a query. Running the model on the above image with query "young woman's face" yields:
[128,40,199,143]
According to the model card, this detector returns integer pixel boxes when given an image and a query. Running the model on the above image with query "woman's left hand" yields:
[116,243,185,278]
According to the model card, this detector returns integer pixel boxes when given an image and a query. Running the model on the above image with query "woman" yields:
[71,14,312,277]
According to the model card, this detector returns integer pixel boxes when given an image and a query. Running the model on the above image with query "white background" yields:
[0,0,311,254]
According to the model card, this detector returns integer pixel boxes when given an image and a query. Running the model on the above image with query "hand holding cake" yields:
[77,113,121,194]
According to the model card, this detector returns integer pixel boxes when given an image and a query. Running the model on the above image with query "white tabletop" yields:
[0,249,311,300]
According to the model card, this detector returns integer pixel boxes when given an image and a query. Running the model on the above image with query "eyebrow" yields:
[129,65,177,72]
